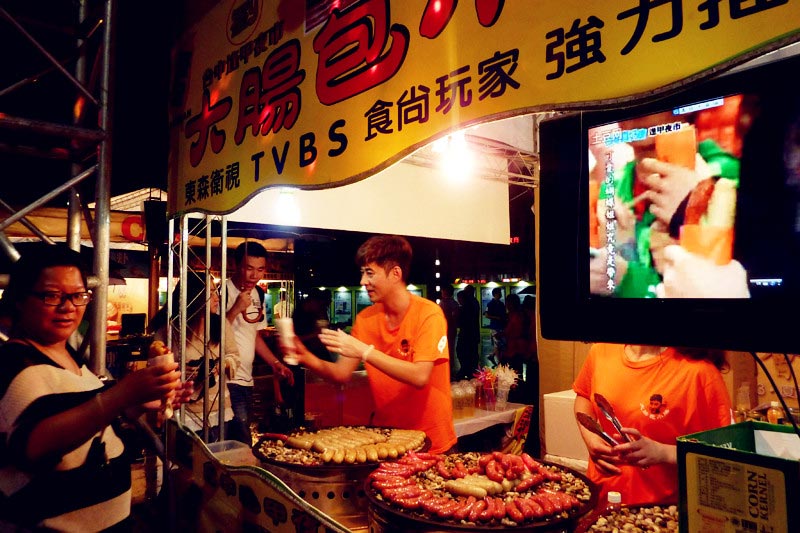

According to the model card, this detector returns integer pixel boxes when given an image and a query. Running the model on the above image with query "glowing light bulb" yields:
[275,188,301,226]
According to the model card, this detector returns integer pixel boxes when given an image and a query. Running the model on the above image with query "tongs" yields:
[594,393,632,443]
[576,412,620,446]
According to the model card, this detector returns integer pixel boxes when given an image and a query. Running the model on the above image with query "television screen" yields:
[539,53,800,352]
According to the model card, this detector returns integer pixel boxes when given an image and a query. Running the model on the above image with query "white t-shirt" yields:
[225,279,267,386]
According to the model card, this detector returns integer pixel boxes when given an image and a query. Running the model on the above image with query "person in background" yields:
[498,293,526,375]
[520,294,541,457]
[273,289,289,320]
[438,284,460,380]
[282,235,457,454]
[225,241,294,444]
[573,343,731,505]
[150,274,240,442]
[484,287,506,364]
[0,244,189,532]
[456,284,481,380]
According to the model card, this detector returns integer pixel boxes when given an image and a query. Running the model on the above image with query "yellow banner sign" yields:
[168,0,800,216]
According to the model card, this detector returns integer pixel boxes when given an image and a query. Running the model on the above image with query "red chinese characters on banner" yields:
[420,0,504,38]
[184,90,233,168]
[313,0,410,105]
[234,39,306,145]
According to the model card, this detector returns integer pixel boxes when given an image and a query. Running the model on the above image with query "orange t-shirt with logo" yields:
[573,344,732,505]
[352,294,457,453]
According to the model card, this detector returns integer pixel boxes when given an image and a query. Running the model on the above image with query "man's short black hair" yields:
[234,241,268,263]
[355,235,412,283]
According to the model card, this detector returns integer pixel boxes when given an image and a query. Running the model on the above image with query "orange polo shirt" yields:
[352,294,457,453]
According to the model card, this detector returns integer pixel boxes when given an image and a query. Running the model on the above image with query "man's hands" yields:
[319,328,369,361]
[269,358,294,384]
[230,290,252,316]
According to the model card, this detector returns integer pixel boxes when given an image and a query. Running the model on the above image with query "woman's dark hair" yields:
[149,274,221,344]
[355,235,412,283]
[505,292,521,310]
[1,243,89,312]
[679,347,728,372]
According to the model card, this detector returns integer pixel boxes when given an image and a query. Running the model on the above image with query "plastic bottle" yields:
[606,491,622,513]
[733,384,750,423]
[767,401,785,425]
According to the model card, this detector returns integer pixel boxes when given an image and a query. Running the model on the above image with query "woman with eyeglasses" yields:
[0,244,188,532]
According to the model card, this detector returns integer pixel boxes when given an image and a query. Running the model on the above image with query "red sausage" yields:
[520,452,540,471]
[469,499,487,522]
[421,494,444,514]
[408,451,443,461]
[371,478,413,490]
[492,497,506,520]
[524,496,546,518]
[379,463,415,475]
[382,485,422,500]
[369,471,408,482]
[453,496,477,521]
[485,459,504,482]
[552,490,579,510]
[436,498,460,519]
[436,460,453,479]
[509,454,526,475]
[478,497,494,521]
[501,453,514,471]
[544,468,563,482]
[532,493,556,516]
[393,495,424,510]
[544,491,565,512]
[452,460,468,478]
[506,499,525,522]
[514,472,544,492]
[514,497,535,520]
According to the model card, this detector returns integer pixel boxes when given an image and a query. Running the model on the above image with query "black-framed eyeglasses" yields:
[30,291,93,307]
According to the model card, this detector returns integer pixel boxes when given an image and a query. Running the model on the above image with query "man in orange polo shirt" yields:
[285,235,457,454]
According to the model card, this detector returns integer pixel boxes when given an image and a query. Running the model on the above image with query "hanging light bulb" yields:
[440,131,474,182]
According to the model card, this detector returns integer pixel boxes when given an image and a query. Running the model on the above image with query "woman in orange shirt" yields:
[573,343,731,505]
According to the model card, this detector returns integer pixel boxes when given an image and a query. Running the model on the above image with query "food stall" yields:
[160,1,800,532]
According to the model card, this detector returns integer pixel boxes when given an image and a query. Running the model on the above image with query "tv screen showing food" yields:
[539,53,800,352]
[587,87,799,300]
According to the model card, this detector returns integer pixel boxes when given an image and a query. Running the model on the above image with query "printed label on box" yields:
[685,452,787,533]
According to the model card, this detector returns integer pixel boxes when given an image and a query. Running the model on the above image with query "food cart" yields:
[160,2,800,532]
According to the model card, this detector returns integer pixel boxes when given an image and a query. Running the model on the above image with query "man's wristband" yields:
[362,344,374,363]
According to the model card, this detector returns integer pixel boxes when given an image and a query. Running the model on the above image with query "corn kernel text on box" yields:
[678,421,800,533]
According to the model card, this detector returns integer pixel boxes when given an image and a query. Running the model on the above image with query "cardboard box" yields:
[543,389,589,462]
[678,421,800,533]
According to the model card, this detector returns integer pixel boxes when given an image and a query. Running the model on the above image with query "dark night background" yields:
[0,1,536,289]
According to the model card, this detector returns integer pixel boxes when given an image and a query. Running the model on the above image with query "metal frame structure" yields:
[0,0,115,374]
[165,214,296,442]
